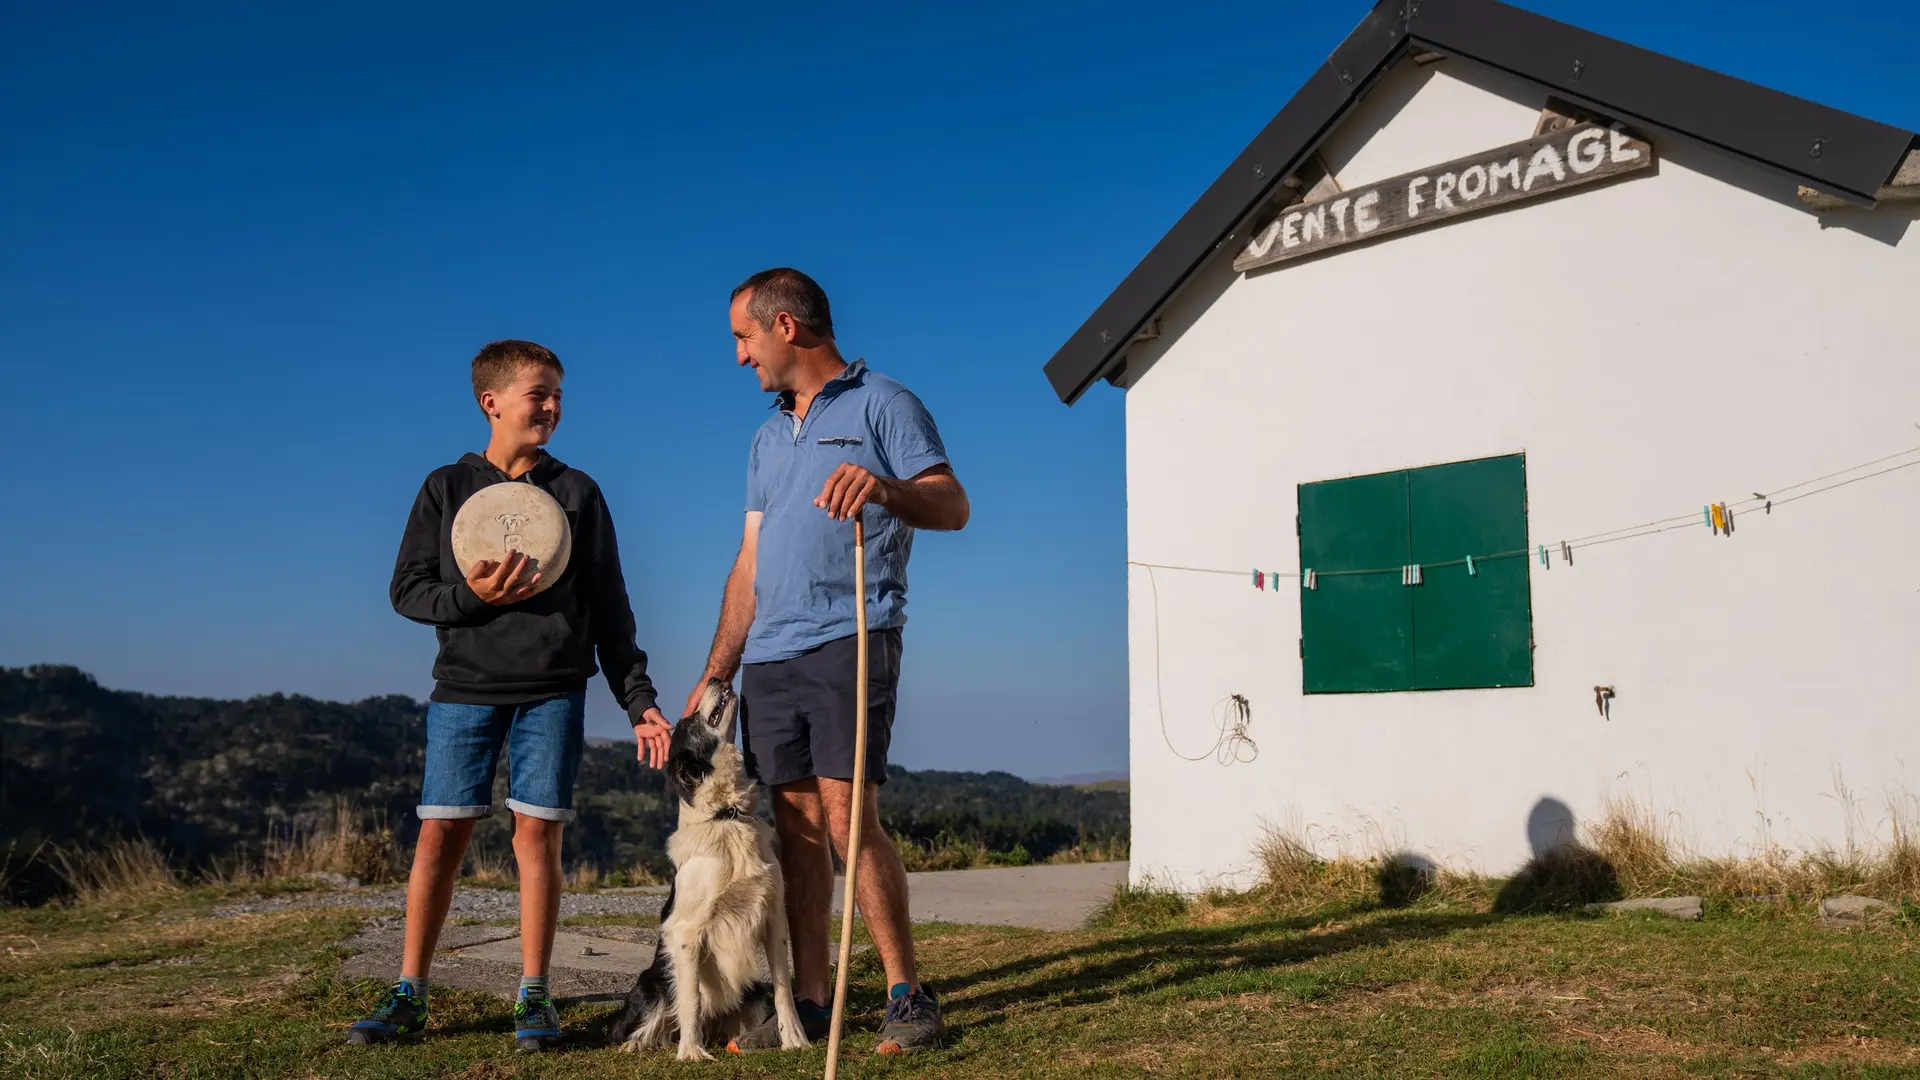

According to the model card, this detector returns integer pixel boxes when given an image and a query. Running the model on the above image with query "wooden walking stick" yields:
[824,515,868,1080]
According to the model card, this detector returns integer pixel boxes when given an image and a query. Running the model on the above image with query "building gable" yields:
[1042,0,1918,406]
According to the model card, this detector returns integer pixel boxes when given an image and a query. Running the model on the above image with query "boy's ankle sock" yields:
[398,974,429,998]
[519,975,548,998]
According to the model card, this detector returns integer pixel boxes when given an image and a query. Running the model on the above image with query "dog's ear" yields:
[669,752,712,807]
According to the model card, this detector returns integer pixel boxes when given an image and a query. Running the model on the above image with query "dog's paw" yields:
[616,1038,642,1054]
[779,1018,811,1051]
[676,1042,715,1062]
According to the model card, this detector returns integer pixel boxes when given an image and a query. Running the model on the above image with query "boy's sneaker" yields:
[513,986,563,1052]
[345,981,428,1045]
[875,984,946,1055]
[725,998,831,1053]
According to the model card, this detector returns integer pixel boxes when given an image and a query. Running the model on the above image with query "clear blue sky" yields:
[3,2,1913,778]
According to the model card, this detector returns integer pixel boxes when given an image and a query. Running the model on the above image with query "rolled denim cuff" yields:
[505,798,576,823]
[417,804,492,820]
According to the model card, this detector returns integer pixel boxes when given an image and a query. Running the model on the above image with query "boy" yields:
[348,339,673,1052]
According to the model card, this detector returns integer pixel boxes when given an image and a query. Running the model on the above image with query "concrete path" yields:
[334,861,1127,1001]
[833,861,1127,931]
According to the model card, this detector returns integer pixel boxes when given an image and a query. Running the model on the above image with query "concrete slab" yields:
[337,919,656,1003]
[454,931,656,974]
[834,861,1126,931]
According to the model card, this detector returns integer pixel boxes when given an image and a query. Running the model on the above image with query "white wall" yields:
[1121,58,1920,891]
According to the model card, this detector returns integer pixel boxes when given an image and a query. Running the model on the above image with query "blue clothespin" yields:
[1466,555,1477,577]
[1302,569,1317,591]
[1539,544,1549,568]
[1704,506,1713,530]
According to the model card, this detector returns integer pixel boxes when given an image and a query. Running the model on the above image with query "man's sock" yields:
[519,975,549,1000]
[796,998,831,1022]
[398,974,429,1000]
[889,982,914,1001]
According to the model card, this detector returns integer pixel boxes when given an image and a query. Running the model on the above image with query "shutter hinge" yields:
[1296,514,1301,536]
[1299,638,1305,659]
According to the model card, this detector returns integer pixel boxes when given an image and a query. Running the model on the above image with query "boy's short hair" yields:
[471,340,564,412]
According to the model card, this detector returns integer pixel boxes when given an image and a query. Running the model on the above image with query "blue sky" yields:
[3,1,1913,778]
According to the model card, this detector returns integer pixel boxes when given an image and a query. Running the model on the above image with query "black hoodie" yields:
[389,452,659,720]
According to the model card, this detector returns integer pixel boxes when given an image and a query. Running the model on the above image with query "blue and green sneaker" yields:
[346,980,428,1045]
[513,985,563,1052]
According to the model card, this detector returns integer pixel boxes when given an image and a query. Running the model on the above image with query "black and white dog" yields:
[608,678,809,1060]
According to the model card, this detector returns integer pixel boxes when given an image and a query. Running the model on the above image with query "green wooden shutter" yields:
[1407,454,1534,689]
[1298,470,1413,693]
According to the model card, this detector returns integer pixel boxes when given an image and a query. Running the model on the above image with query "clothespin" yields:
[1560,541,1573,567]
[1722,504,1734,536]
[1255,570,1265,590]
[1466,554,1477,577]
[1704,506,1713,530]
[1539,544,1550,569]
[1710,503,1725,535]
[1410,564,1422,586]
[1754,493,1770,515]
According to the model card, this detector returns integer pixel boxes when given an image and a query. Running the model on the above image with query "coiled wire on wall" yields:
[1143,564,1259,766]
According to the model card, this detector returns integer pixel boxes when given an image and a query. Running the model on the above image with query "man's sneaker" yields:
[512,986,563,1052]
[875,984,946,1055]
[726,998,831,1053]
[345,981,428,1045]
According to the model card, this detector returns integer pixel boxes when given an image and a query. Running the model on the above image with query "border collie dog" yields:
[608,678,809,1060]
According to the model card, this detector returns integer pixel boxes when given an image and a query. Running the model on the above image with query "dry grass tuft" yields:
[564,861,665,890]
[1584,787,1920,903]
[52,837,181,905]
[1240,788,1920,914]
[259,800,396,884]
[1250,822,1490,912]
[463,842,519,887]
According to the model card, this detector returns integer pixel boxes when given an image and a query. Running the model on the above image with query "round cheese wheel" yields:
[450,482,572,597]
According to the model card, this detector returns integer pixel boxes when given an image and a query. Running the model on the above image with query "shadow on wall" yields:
[1490,796,1622,913]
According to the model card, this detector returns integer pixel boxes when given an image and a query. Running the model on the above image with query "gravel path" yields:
[211,886,667,922]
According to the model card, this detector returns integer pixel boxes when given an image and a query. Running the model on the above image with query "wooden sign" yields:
[1234,123,1654,272]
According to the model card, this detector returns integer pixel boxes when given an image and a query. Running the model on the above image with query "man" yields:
[689,267,969,1056]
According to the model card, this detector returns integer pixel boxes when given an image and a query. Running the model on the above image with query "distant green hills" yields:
[2,666,1127,901]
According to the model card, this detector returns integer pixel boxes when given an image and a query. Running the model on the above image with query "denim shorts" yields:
[418,693,585,823]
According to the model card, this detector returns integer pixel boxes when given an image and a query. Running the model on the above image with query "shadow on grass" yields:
[943,905,1504,1035]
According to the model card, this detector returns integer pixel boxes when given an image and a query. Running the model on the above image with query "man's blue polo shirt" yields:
[743,359,950,664]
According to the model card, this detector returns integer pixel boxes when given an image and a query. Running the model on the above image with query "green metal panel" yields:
[1407,454,1534,690]
[1298,470,1413,693]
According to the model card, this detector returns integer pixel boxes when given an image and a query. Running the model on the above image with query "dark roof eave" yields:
[1043,0,1919,405]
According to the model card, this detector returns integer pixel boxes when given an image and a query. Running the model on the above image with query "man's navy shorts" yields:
[739,628,902,788]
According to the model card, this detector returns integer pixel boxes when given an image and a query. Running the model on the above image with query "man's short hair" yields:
[730,268,834,339]
[471,339,563,411]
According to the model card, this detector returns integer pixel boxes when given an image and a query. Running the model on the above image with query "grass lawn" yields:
[2,888,1918,1079]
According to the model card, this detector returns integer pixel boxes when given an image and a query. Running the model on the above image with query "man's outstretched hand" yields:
[633,707,672,769]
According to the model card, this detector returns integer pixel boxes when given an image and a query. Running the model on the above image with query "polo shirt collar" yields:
[772,358,867,413]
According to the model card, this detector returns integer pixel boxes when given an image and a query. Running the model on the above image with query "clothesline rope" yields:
[1129,446,1920,582]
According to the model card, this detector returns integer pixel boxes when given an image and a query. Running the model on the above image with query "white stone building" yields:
[1043,0,1920,890]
